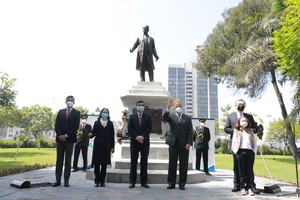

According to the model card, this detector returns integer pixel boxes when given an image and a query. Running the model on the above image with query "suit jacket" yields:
[76,123,92,147]
[131,35,159,71]
[163,111,193,148]
[55,108,80,143]
[128,112,152,141]
[193,126,211,149]
[224,112,258,140]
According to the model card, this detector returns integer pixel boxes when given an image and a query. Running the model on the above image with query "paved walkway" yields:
[0,167,298,200]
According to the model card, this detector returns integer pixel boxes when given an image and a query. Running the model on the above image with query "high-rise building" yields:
[168,63,219,120]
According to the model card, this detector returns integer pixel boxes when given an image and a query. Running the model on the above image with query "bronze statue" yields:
[130,25,159,82]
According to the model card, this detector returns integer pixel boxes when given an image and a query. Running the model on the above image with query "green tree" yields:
[19,105,53,148]
[273,0,300,81]
[197,0,299,158]
[0,72,17,108]
[74,106,88,115]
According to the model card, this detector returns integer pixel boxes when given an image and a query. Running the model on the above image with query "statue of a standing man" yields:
[130,25,159,82]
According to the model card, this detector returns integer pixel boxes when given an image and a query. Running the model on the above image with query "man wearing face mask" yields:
[224,99,258,193]
[53,95,80,187]
[72,114,92,172]
[128,100,153,189]
[193,118,211,175]
[163,98,193,190]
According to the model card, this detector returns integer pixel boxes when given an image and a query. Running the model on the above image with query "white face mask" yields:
[200,122,205,126]
[240,122,248,128]
[66,101,74,108]
[82,119,87,123]
[175,107,182,114]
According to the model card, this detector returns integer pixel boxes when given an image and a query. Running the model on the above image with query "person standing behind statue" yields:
[89,108,115,187]
[232,116,257,196]
[72,114,92,172]
[130,25,159,82]
[224,99,258,193]
[193,118,211,175]
[128,100,153,189]
[52,95,81,187]
[163,98,193,190]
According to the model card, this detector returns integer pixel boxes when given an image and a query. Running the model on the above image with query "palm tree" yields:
[228,11,299,159]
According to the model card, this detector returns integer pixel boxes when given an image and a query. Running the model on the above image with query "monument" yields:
[86,25,206,184]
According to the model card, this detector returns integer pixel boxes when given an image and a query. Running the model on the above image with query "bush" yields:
[0,139,56,148]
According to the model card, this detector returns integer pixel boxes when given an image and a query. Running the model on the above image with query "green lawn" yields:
[215,153,298,185]
[0,148,298,185]
[0,148,56,176]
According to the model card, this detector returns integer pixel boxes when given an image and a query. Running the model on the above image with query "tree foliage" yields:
[196,0,299,158]
[273,0,300,81]
[19,105,53,139]
[0,72,17,108]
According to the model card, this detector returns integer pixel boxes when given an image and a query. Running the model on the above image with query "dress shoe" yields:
[167,184,175,189]
[231,186,240,192]
[95,183,99,187]
[64,181,70,187]
[251,187,260,194]
[129,183,135,188]
[52,182,61,187]
[205,172,212,176]
[141,184,149,188]
[72,168,78,172]
[179,186,185,190]
[100,183,105,187]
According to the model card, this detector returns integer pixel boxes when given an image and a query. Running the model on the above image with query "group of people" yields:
[52,95,115,188]
[51,95,259,196]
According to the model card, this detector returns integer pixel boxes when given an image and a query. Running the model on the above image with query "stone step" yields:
[120,141,169,160]
[114,159,193,170]
[86,169,206,184]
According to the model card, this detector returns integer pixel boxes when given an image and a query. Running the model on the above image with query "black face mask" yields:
[237,105,245,111]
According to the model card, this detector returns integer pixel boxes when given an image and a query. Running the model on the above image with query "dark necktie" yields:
[139,113,142,126]
[66,108,70,119]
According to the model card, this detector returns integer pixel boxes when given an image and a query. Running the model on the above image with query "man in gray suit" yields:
[224,99,258,193]
[163,98,193,190]
[130,25,159,82]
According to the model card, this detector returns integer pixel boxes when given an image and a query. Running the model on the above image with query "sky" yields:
[0,0,294,126]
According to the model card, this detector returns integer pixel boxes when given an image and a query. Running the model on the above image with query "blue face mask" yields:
[136,105,144,113]
[101,113,108,119]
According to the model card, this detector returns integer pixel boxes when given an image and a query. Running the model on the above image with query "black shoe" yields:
[129,183,135,188]
[52,182,61,187]
[64,181,70,187]
[179,186,185,190]
[251,188,261,194]
[141,184,149,188]
[95,183,99,187]
[100,183,105,187]
[72,168,78,172]
[205,172,212,176]
[231,186,240,192]
[167,184,175,189]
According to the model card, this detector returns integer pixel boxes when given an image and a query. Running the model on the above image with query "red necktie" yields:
[139,113,142,126]
[66,108,70,119]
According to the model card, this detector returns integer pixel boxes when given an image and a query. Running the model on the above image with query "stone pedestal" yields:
[120,81,170,135]
[86,81,206,184]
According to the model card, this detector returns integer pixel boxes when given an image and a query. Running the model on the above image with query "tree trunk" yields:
[270,71,299,159]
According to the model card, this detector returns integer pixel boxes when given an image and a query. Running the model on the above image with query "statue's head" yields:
[143,25,149,34]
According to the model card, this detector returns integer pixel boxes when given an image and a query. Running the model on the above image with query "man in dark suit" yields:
[52,95,80,187]
[163,99,193,190]
[128,100,153,189]
[130,25,159,82]
[224,99,258,193]
[72,114,92,172]
[193,118,211,175]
